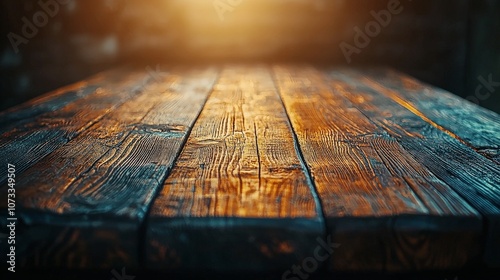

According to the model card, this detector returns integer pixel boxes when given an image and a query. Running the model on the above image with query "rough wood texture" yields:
[146,66,324,272]
[273,66,483,271]
[0,69,154,185]
[326,69,500,267]
[0,71,106,135]
[0,67,219,268]
[1,65,499,273]
[360,68,500,163]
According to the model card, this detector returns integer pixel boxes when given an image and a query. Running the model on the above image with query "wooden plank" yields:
[0,67,219,268]
[326,69,500,267]
[360,68,500,163]
[273,65,482,271]
[0,68,130,135]
[146,65,324,272]
[0,69,154,185]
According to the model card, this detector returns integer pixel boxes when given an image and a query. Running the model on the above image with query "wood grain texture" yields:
[0,71,105,135]
[0,65,497,273]
[274,65,482,271]
[326,69,500,267]
[0,69,154,185]
[146,65,324,272]
[360,68,500,163]
[0,67,219,268]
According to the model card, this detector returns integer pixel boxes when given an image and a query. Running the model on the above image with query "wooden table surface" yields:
[0,65,499,274]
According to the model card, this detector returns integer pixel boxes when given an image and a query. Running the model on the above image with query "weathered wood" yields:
[327,69,500,267]
[0,69,155,185]
[0,65,498,274]
[146,66,324,272]
[274,65,482,271]
[0,72,105,134]
[0,67,219,268]
[360,68,500,163]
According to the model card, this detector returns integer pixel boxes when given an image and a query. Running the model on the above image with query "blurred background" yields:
[1,0,499,113]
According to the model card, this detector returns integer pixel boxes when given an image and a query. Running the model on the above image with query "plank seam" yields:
[0,72,161,185]
[327,71,495,268]
[351,75,500,211]
[363,76,500,166]
[138,67,221,269]
[253,122,262,191]
[328,71,488,215]
[43,75,167,195]
[270,66,327,230]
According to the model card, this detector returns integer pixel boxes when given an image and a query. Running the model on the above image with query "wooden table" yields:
[1,65,499,276]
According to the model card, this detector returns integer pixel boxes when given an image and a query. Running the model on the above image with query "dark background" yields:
[1,0,499,113]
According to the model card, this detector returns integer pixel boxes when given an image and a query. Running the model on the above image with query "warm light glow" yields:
[174,0,278,57]
[168,0,340,60]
